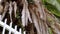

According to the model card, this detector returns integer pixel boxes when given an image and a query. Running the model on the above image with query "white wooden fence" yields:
[0,19,26,34]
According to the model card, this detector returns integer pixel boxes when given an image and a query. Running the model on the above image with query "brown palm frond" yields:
[0,0,60,34]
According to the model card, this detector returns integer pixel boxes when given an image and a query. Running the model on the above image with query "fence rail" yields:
[0,19,26,34]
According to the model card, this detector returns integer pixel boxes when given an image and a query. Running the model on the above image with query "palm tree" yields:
[0,0,60,34]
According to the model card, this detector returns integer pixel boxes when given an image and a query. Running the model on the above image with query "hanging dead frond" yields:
[13,1,17,17]
[9,1,13,22]
[21,0,32,26]
[0,2,9,21]
[0,0,60,34]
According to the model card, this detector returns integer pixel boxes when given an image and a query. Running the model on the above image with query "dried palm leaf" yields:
[9,1,13,22]
[21,0,32,26]
[13,1,17,17]
[0,2,9,21]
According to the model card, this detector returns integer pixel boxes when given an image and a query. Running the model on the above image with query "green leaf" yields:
[48,28,53,34]
[45,0,60,11]
[42,0,60,17]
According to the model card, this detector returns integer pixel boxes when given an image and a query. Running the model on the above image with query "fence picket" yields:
[2,19,7,34]
[9,22,12,34]
[0,19,26,34]
[24,31,26,34]
[14,25,17,34]
[19,28,22,34]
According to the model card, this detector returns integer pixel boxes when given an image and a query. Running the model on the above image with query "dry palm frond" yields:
[28,0,49,34]
[13,1,17,17]
[21,0,32,26]
[28,0,60,34]
[44,8,60,34]
[0,2,9,21]
[9,1,13,22]
[0,0,60,34]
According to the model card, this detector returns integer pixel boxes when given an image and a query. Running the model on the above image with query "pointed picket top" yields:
[19,28,22,34]
[14,25,17,34]
[9,22,12,34]
[15,25,17,30]
[4,19,7,24]
[2,19,7,34]
[24,31,26,34]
